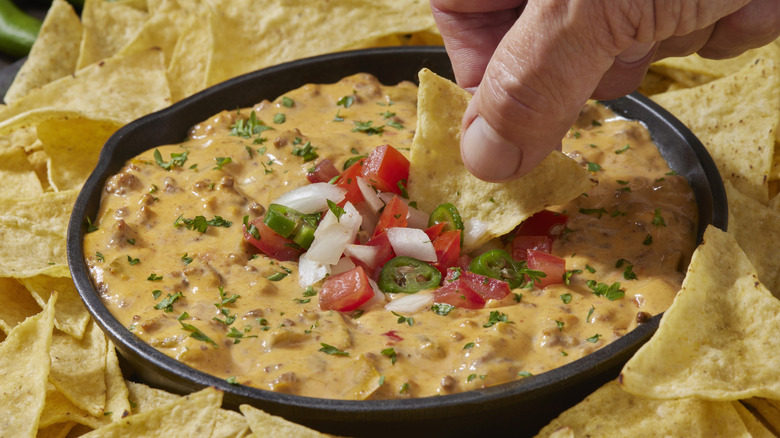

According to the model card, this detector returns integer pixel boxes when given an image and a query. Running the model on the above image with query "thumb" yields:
[460,2,653,181]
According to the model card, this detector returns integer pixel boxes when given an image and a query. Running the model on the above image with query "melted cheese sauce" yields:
[84,73,697,400]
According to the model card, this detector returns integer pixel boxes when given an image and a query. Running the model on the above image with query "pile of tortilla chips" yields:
[0,0,437,436]
[2,0,780,435]
[535,41,780,437]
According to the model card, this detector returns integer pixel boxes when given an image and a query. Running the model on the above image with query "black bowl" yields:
[68,46,727,437]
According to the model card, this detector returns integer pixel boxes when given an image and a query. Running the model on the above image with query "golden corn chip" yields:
[206,0,437,86]
[408,69,595,250]
[725,181,780,297]
[0,292,57,437]
[19,275,91,339]
[0,49,171,134]
[79,387,222,438]
[732,400,777,438]
[741,398,780,435]
[36,116,122,191]
[125,381,179,414]
[0,146,43,197]
[104,342,133,423]
[619,226,780,400]
[651,56,780,204]
[534,380,753,437]
[0,277,42,334]
[240,404,334,438]
[0,190,77,278]
[49,319,108,417]
[39,382,106,430]
[167,11,214,102]
[77,0,148,70]
[652,43,780,85]
[36,421,76,438]
[4,0,82,104]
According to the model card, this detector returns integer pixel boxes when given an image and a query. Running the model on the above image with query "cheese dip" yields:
[84,73,697,400]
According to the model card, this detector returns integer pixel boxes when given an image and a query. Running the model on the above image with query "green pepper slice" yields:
[263,204,320,249]
[343,155,367,170]
[469,249,524,288]
[428,202,464,233]
[378,256,442,294]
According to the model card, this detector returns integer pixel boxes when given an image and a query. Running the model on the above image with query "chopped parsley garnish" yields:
[381,347,397,364]
[243,215,260,240]
[586,280,625,301]
[174,215,232,233]
[586,162,602,172]
[267,272,288,281]
[391,311,414,326]
[483,311,512,328]
[518,371,533,377]
[431,303,454,316]
[230,111,273,138]
[281,96,294,108]
[387,120,404,130]
[86,217,99,233]
[303,286,317,297]
[152,290,161,300]
[181,253,193,264]
[126,238,135,245]
[642,234,653,245]
[560,293,572,304]
[586,305,595,323]
[579,207,608,218]
[586,334,602,343]
[147,273,163,281]
[615,144,630,154]
[556,320,565,330]
[154,149,189,170]
[154,292,182,312]
[319,343,349,356]
[95,252,104,262]
[585,264,596,273]
[291,141,319,162]
[352,120,384,135]
[379,110,395,118]
[563,269,581,285]
[327,199,346,221]
[616,259,638,280]
[513,293,523,303]
[652,208,666,227]
[333,110,344,122]
[463,342,475,350]
[400,382,409,394]
[226,376,238,385]
[293,297,310,304]
[337,95,354,108]
[213,156,232,170]
[179,317,217,347]
[127,255,140,265]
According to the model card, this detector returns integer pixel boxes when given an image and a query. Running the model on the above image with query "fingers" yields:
[698,0,780,59]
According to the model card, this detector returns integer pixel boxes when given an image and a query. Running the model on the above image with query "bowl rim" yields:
[67,45,727,434]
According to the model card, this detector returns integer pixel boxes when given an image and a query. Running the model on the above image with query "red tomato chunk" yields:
[516,209,568,239]
[526,249,566,289]
[361,144,409,195]
[243,218,303,262]
[319,266,374,312]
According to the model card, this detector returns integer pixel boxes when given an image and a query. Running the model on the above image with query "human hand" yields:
[431,0,780,181]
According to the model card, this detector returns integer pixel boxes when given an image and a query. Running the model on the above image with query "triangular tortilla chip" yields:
[408,69,595,249]
[619,226,780,400]
[0,277,42,334]
[651,56,780,204]
[0,146,44,197]
[240,404,332,437]
[534,380,753,437]
[0,292,57,437]
[4,0,82,104]
[20,275,92,339]
[76,0,148,70]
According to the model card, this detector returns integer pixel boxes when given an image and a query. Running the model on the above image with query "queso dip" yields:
[84,73,697,400]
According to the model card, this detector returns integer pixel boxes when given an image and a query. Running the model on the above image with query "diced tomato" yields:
[306,159,340,183]
[243,219,303,262]
[351,231,396,280]
[444,268,510,301]
[424,222,446,241]
[457,254,472,271]
[319,266,375,312]
[433,280,486,309]
[361,144,410,195]
[526,249,566,289]
[431,230,461,276]
[511,235,552,261]
[372,195,408,238]
[336,158,365,206]
[516,210,569,239]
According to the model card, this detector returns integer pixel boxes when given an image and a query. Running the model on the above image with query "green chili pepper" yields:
[469,249,524,288]
[428,202,464,232]
[342,155,367,170]
[378,256,441,294]
[263,204,320,249]
[0,0,42,58]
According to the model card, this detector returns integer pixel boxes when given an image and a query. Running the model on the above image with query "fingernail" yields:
[461,115,522,181]
[616,41,656,64]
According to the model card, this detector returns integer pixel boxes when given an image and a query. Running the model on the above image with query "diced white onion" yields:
[331,256,357,275]
[386,227,437,262]
[377,192,395,204]
[272,182,346,214]
[298,253,330,287]
[384,291,434,314]
[361,279,387,309]
[463,217,489,250]
[306,202,362,265]
[344,244,378,268]
[406,206,429,229]
[357,177,385,213]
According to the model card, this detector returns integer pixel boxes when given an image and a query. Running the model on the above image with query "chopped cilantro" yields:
[556,320,565,330]
[319,343,349,356]
[463,342,475,350]
[483,311,512,328]
[95,252,104,262]
[154,149,188,170]
[281,96,294,108]
[381,347,397,364]
[642,234,653,245]
[652,208,666,227]
[174,215,232,233]
[291,141,319,162]
[352,120,384,135]
[431,303,454,316]
[560,293,572,304]
[518,371,533,377]
[327,199,345,221]
[127,255,140,265]
[586,280,625,301]
[391,311,414,326]
[337,95,354,108]
[586,334,602,343]
[586,162,602,172]
[154,292,182,312]
[181,253,193,264]
[213,156,232,170]
[615,144,630,154]
[147,273,163,281]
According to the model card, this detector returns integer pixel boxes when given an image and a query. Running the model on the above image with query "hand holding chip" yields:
[431,0,780,182]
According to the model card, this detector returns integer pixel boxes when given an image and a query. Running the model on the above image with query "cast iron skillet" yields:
[67,46,727,437]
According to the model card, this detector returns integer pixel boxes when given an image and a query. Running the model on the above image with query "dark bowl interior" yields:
[68,46,727,437]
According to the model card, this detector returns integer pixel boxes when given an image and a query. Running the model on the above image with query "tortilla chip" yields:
[741,398,780,435]
[104,342,132,423]
[206,0,437,86]
[619,226,780,400]
[4,0,82,104]
[36,421,76,438]
[651,56,780,204]
[19,275,91,339]
[240,404,332,438]
[0,277,42,334]
[408,69,595,250]
[534,380,753,437]
[78,387,222,438]
[36,116,122,191]
[0,49,171,134]
[652,43,780,84]
[126,381,179,414]
[166,10,214,102]
[733,400,777,438]
[0,146,43,197]
[0,292,57,437]
[39,382,106,430]
[0,190,77,278]
[49,319,108,417]
[725,181,780,297]
[76,0,148,70]
[212,409,251,438]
